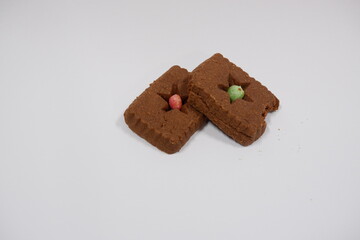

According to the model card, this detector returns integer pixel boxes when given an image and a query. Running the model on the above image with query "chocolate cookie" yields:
[124,66,207,154]
[188,53,279,146]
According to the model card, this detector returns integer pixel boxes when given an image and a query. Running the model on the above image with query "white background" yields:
[1,0,360,239]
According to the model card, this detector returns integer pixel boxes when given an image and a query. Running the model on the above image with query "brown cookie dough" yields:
[188,53,279,146]
[124,66,207,154]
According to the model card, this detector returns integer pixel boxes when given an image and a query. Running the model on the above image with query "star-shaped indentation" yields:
[157,83,188,113]
[218,73,253,103]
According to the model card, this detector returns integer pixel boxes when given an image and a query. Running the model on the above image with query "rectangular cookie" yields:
[124,66,207,154]
[188,53,279,146]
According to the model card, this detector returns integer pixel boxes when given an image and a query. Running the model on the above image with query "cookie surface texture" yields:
[188,53,279,146]
[124,66,207,154]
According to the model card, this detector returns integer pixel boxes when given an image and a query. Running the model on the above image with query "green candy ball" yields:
[227,85,245,102]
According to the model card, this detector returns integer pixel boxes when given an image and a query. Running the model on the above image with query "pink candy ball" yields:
[169,94,182,110]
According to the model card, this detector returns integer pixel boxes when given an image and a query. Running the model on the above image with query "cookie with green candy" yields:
[188,53,279,146]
